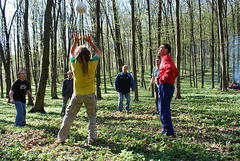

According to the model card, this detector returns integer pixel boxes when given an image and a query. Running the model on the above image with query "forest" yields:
[0,0,240,160]
[0,0,239,109]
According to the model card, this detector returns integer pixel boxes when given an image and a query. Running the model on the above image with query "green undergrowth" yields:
[0,79,239,160]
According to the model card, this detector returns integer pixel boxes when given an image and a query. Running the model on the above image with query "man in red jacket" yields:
[156,43,179,136]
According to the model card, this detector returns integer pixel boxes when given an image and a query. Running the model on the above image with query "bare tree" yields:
[0,0,22,101]
[131,0,139,101]
[199,0,204,88]
[24,0,33,105]
[51,0,62,99]
[147,0,153,96]
[112,0,123,72]
[29,0,53,113]
[187,0,197,88]
[96,0,102,99]
[175,0,181,99]
[217,0,227,91]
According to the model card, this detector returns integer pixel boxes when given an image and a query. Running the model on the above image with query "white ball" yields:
[75,1,87,14]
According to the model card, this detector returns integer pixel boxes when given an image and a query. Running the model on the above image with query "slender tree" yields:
[187,0,197,88]
[147,0,153,96]
[0,0,22,101]
[199,0,204,88]
[157,0,162,47]
[217,0,227,91]
[23,0,33,105]
[96,0,102,99]
[112,0,123,72]
[210,0,215,88]
[29,0,53,113]
[51,0,62,99]
[175,0,181,99]
[131,0,139,101]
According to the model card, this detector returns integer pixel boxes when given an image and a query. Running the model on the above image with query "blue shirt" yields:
[115,72,135,94]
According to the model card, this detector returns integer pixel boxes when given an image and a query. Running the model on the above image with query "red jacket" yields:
[156,53,179,85]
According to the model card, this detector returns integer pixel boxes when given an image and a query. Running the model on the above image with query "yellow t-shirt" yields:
[71,56,99,95]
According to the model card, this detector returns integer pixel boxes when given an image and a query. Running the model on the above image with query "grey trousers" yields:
[57,93,98,142]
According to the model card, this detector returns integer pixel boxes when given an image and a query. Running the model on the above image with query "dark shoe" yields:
[127,111,131,114]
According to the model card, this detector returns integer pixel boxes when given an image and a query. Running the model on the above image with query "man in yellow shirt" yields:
[56,33,101,145]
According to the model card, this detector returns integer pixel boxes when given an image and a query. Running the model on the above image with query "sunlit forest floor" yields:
[0,73,239,160]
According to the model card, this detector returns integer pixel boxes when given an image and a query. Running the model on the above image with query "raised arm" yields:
[70,33,82,57]
[83,34,101,58]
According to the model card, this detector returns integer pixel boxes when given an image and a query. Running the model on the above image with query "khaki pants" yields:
[57,93,98,142]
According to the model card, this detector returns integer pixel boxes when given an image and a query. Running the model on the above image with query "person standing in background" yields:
[61,71,74,117]
[148,56,161,113]
[115,65,135,113]
[9,71,34,127]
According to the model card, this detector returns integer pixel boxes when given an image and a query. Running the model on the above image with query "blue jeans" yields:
[61,96,71,117]
[118,92,130,112]
[158,83,174,135]
[14,101,26,127]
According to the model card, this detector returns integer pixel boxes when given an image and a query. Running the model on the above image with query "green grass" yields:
[0,76,239,160]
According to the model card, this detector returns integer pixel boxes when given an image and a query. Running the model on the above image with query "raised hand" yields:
[72,33,81,43]
[83,34,92,43]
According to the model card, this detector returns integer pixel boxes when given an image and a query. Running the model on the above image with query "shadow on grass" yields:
[83,135,219,160]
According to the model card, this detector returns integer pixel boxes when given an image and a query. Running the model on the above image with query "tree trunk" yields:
[199,0,204,88]
[51,0,61,99]
[131,0,139,101]
[101,19,107,93]
[24,0,33,106]
[187,0,197,88]
[223,0,229,85]
[106,19,113,86]
[29,0,53,113]
[157,0,162,47]
[96,0,102,99]
[237,0,240,77]
[112,0,123,72]
[217,0,227,91]
[147,0,153,97]
[175,0,181,99]
[0,0,21,101]
[211,0,215,89]
[136,3,145,89]
[61,0,68,79]
[0,54,4,98]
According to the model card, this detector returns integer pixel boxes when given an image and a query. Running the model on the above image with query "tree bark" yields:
[175,0,181,99]
[29,0,53,113]
[0,1,22,101]
[51,0,61,99]
[147,0,153,97]
[210,0,215,89]
[96,0,102,99]
[24,0,33,106]
[217,0,227,91]
[112,0,123,72]
[199,0,204,88]
[131,0,139,101]
[187,0,197,88]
